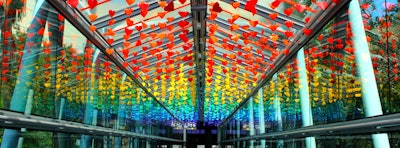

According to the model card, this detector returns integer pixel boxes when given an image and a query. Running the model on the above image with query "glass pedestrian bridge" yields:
[0,0,400,147]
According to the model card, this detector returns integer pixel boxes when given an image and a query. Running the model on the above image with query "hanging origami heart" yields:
[284,7,294,16]
[245,0,257,15]
[149,33,157,39]
[208,12,218,21]
[141,21,148,28]
[136,40,142,46]
[212,2,223,13]
[178,20,189,28]
[88,0,98,9]
[179,0,186,4]
[231,2,240,9]
[106,48,114,54]
[140,10,148,17]
[304,16,311,24]
[178,11,189,17]
[294,4,306,13]
[135,26,143,31]
[138,2,149,17]
[166,25,174,31]
[67,0,79,8]
[158,22,166,29]
[158,11,167,18]
[167,17,174,22]
[89,25,96,32]
[304,28,312,36]
[123,41,130,47]
[270,0,281,9]
[179,33,189,42]
[231,24,239,31]
[125,27,133,35]
[109,10,116,18]
[162,0,174,11]
[88,14,97,22]
[249,20,258,27]
[285,21,293,28]
[126,0,135,5]
[108,19,116,26]
[124,8,133,16]
[316,2,328,10]
[269,13,278,20]
[106,38,114,44]
[126,18,134,26]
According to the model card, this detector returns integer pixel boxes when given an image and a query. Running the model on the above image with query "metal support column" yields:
[348,0,390,147]
[248,97,255,148]
[258,89,266,148]
[273,74,284,148]
[297,48,316,148]
[236,119,240,147]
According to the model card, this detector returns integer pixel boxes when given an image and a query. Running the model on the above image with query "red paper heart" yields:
[109,10,115,17]
[284,31,293,38]
[285,21,293,28]
[178,20,189,28]
[284,7,294,16]
[140,10,148,17]
[316,2,328,10]
[124,28,133,35]
[245,0,257,15]
[304,28,312,36]
[212,2,223,12]
[179,0,186,4]
[231,2,240,9]
[270,0,281,9]
[124,8,133,15]
[294,4,306,13]
[126,0,135,5]
[222,61,228,66]
[269,13,278,20]
[126,18,134,26]
[67,0,79,8]
[158,11,167,18]
[164,1,174,11]
[179,33,188,42]
[106,38,114,44]
[88,0,98,9]
[178,11,189,17]
[135,26,142,31]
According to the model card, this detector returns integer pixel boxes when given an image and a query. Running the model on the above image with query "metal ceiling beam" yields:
[191,0,207,122]
[111,16,192,48]
[219,0,351,126]
[93,0,160,28]
[124,34,194,61]
[209,18,286,50]
[219,0,305,30]
[48,0,183,125]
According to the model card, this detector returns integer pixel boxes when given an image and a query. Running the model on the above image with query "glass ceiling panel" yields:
[67,0,196,123]
[61,0,334,124]
[203,0,330,123]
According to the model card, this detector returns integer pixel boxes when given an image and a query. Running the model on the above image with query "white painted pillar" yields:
[258,89,266,148]
[297,49,316,148]
[248,97,255,148]
[348,0,390,147]
[17,89,34,148]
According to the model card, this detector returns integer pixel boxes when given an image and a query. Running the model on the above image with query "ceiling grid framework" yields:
[51,0,349,125]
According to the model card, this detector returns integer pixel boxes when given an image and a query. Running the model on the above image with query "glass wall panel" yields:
[219,2,399,146]
[0,0,184,146]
